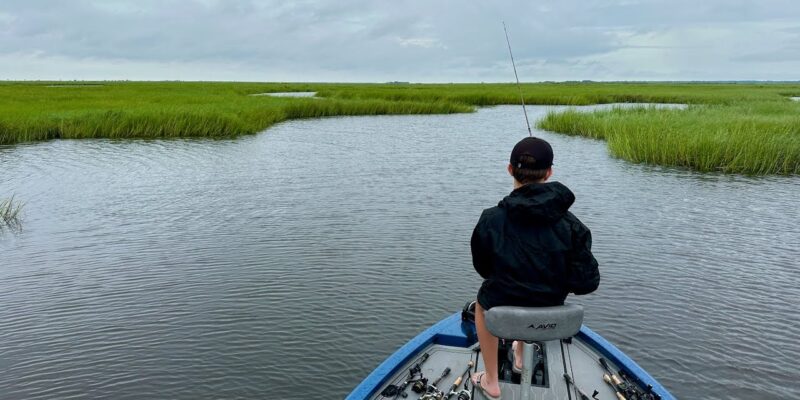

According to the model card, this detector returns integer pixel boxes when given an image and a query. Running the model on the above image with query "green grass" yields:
[0,82,473,143]
[0,196,23,233]
[537,101,800,175]
[2,81,800,174]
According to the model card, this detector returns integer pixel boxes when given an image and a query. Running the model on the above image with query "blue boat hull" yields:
[347,312,674,400]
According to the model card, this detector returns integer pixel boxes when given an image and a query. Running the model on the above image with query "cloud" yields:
[396,37,446,49]
[0,0,799,81]
[733,47,800,63]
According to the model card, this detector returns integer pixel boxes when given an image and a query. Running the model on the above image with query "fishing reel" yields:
[419,389,444,400]
[455,389,471,400]
[411,378,428,393]
[379,384,406,398]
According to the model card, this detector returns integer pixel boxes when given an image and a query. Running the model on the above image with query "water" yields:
[249,91,317,97]
[1,106,798,399]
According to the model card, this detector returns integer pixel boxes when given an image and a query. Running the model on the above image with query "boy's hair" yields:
[511,154,550,184]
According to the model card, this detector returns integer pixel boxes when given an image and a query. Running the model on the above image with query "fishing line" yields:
[502,21,532,137]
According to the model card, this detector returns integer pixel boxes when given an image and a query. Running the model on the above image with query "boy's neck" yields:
[513,179,547,190]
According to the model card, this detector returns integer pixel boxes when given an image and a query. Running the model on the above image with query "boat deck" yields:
[371,338,636,400]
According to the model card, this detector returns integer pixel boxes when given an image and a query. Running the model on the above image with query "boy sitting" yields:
[470,137,600,399]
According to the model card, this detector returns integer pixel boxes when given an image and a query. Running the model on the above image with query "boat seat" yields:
[484,304,584,342]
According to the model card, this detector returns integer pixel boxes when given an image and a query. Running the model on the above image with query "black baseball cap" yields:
[509,137,553,169]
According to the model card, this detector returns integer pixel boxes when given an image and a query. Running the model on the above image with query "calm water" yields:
[1,106,799,399]
[249,91,317,97]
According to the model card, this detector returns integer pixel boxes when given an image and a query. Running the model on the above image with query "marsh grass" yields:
[2,81,800,174]
[0,82,477,143]
[538,102,800,175]
[0,196,24,233]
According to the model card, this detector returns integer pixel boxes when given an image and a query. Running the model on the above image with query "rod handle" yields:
[452,376,462,389]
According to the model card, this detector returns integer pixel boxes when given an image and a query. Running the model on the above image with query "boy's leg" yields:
[473,302,501,397]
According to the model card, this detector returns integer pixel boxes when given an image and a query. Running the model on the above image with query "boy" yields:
[470,137,600,400]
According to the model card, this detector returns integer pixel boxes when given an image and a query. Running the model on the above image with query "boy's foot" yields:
[511,341,523,373]
[471,371,501,400]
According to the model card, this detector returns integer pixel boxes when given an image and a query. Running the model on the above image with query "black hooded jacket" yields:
[471,182,599,309]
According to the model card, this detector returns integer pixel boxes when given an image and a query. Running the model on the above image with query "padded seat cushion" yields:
[484,304,584,341]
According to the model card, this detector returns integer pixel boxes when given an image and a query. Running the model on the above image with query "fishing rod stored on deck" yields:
[599,357,660,400]
[430,366,452,391]
[419,366,452,400]
[445,361,474,400]
[599,357,629,400]
[619,369,659,400]
[379,352,431,398]
[564,373,599,400]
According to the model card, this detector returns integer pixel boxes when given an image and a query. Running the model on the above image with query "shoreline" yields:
[1,81,799,175]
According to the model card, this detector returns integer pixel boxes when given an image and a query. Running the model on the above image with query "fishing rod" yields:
[599,357,660,400]
[502,21,532,137]
[599,357,630,399]
[617,369,659,400]
[445,361,474,399]
[564,373,599,400]
[419,367,452,400]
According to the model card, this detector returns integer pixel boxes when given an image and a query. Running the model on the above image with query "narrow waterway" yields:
[1,105,798,399]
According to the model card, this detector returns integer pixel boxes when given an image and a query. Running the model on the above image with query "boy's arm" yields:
[471,218,493,279]
[567,218,600,295]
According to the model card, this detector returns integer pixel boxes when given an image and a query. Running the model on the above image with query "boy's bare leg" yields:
[514,340,524,369]
[473,302,501,397]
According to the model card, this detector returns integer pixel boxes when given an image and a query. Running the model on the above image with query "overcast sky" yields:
[1,0,799,82]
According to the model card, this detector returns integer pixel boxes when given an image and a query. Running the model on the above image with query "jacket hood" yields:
[498,182,575,222]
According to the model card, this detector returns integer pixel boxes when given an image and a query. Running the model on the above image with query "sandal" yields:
[471,371,502,400]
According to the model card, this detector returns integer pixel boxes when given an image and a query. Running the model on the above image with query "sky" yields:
[1,0,799,82]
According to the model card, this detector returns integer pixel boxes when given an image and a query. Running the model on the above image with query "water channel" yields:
[1,105,798,399]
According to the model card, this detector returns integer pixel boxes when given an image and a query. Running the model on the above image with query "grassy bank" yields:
[2,81,800,174]
[537,101,800,175]
[0,82,472,143]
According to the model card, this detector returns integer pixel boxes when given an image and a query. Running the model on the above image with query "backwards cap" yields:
[510,137,553,169]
